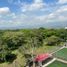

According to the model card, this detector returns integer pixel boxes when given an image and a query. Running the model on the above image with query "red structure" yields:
[25,53,52,67]
[34,53,52,66]
[35,53,51,62]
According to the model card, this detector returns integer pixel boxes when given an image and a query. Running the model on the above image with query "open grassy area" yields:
[53,48,67,60]
[47,60,67,67]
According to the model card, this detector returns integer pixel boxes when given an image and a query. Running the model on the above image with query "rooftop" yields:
[35,53,52,62]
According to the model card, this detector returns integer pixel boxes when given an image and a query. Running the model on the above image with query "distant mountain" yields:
[0,22,67,30]
[43,22,67,28]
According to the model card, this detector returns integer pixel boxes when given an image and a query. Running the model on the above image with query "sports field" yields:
[47,60,67,67]
[53,48,67,60]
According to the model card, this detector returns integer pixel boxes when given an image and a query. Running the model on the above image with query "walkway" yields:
[56,58,67,64]
[42,46,67,67]
[42,58,56,67]
[51,46,65,55]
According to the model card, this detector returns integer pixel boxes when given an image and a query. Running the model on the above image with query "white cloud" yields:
[49,6,67,21]
[36,5,67,22]
[1,5,67,28]
[51,5,67,16]
[34,0,42,3]
[56,6,67,13]
[0,7,10,14]
[59,0,67,4]
[0,2,67,28]
[21,0,46,12]
[7,0,21,5]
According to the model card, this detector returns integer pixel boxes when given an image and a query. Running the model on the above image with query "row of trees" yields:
[0,28,67,63]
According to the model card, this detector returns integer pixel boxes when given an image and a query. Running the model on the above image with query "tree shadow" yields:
[5,54,17,63]
[0,59,5,63]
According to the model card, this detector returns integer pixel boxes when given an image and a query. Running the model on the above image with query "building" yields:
[25,53,52,67]
[34,53,52,67]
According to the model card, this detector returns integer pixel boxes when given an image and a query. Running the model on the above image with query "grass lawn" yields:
[53,48,67,60]
[47,60,67,67]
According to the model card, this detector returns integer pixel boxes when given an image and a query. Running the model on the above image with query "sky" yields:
[0,0,67,29]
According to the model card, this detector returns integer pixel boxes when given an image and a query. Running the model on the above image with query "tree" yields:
[0,44,11,62]
[45,36,60,46]
[2,32,26,50]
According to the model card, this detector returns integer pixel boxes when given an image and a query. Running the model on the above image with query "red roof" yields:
[35,53,51,62]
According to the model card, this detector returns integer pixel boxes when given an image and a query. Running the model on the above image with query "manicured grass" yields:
[53,48,67,60]
[47,60,67,67]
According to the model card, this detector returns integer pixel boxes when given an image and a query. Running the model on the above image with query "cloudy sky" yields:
[0,0,67,29]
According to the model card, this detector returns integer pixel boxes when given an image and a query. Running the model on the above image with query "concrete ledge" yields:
[42,58,56,67]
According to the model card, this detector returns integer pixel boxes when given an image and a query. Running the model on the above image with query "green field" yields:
[53,48,67,60]
[47,60,67,67]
